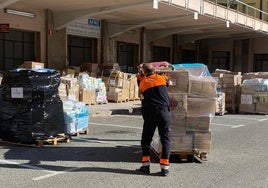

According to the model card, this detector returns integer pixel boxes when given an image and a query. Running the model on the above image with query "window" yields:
[211,51,230,72]
[153,46,170,62]
[181,49,196,63]
[117,42,138,73]
[254,54,268,72]
[0,29,35,71]
[68,35,97,66]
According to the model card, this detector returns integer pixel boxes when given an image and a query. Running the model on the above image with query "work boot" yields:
[139,166,150,174]
[161,169,169,176]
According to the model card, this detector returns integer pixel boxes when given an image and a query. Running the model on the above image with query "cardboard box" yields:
[58,83,68,100]
[189,76,217,98]
[216,92,225,114]
[169,92,187,118]
[239,104,255,114]
[171,133,194,152]
[152,132,194,153]
[170,117,186,134]
[109,86,122,93]
[186,115,211,132]
[256,103,268,114]
[67,84,80,101]
[187,97,216,116]
[19,61,44,69]
[109,78,124,87]
[241,94,253,104]
[107,91,123,102]
[164,70,190,93]
[80,63,99,73]
[194,132,212,153]
[79,88,96,105]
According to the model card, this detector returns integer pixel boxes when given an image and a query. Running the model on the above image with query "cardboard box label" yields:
[241,94,252,104]
[11,87,23,98]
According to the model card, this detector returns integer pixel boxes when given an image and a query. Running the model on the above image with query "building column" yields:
[101,20,116,65]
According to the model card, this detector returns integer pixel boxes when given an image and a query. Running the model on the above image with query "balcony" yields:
[159,0,268,35]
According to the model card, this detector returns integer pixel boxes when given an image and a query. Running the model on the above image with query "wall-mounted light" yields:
[153,0,158,9]
[194,12,198,20]
[226,20,230,28]
[4,8,35,18]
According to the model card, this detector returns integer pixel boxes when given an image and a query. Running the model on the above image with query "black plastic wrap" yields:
[0,69,65,143]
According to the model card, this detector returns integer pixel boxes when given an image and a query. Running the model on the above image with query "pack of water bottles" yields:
[63,99,89,134]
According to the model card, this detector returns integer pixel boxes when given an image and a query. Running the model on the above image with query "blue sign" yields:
[88,19,101,27]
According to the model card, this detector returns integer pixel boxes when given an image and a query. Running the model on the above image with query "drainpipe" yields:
[260,0,263,20]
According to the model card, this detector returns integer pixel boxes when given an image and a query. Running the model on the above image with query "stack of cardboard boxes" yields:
[152,69,216,159]
[58,63,107,105]
[105,70,139,102]
[240,72,268,114]
[212,70,242,113]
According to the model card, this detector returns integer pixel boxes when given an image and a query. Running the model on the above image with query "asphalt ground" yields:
[0,101,267,188]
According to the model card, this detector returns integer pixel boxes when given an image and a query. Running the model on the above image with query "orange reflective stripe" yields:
[142,156,150,162]
[139,74,167,93]
[160,158,169,165]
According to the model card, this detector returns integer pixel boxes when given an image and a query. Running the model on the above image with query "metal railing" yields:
[160,0,268,33]
[208,0,268,22]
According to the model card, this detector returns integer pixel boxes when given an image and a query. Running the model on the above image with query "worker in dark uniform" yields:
[138,63,171,176]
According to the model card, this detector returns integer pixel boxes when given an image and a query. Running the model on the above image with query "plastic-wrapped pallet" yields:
[240,78,268,114]
[0,68,65,143]
[213,69,242,113]
[152,63,216,160]
[63,99,89,134]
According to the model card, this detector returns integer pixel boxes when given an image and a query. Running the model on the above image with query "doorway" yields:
[117,42,138,73]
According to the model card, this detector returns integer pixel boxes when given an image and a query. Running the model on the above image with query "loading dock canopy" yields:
[1,0,268,42]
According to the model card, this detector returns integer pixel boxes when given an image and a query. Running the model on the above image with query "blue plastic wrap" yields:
[172,63,212,77]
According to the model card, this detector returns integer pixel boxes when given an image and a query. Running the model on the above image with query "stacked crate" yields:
[151,69,216,160]
[128,74,140,100]
[240,72,268,114]
[60,72,107,105]
[106,70,129,102]
[215,92,226,115]
[60,76,80,101]
[212,70,242,113]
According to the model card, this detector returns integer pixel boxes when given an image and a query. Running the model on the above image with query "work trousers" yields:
[141,106,171,159]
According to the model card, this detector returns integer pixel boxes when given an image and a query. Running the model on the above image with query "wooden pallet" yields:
[128,98,141,101]
[96,101,108,105]
[108,100,127,103]
[35,133,70,147]
[151,148,208,162]
[85,102,97,105]
[0,134,71,147]
[193,149,208,161]
[168,151,195,162]
[216,110,227,116]
[69,128,89,136]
